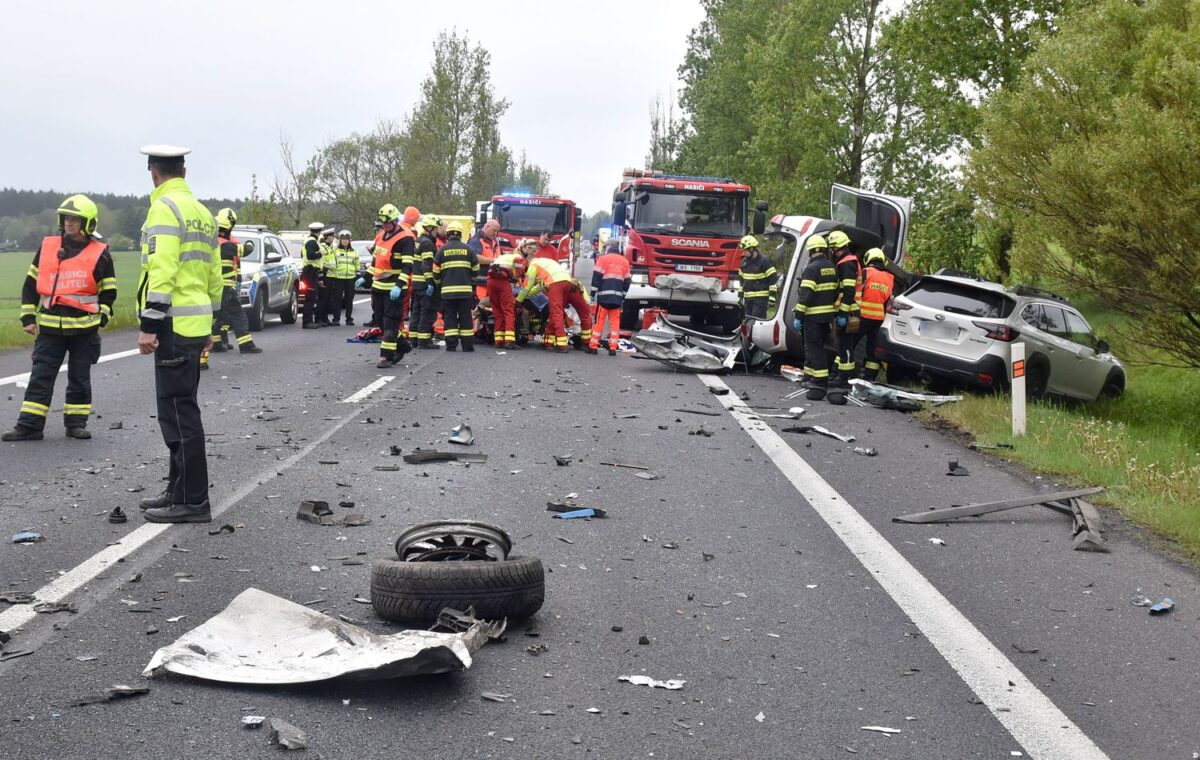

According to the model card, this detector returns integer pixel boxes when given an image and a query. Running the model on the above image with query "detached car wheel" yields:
[370,555,545,624]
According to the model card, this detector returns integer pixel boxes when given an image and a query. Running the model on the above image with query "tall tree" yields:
[970,0,1200,368]
[314,120,408,226]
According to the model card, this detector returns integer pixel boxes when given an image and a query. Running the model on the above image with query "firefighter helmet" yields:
[377,204,401,224]
[864,247,887,267]
[827,230,851,249]
[215,207,237,231]
[445,219,466,237]
[738,235,759,250]
[805,234,829,252]
[57,194,99,235]
[420,214,440,230]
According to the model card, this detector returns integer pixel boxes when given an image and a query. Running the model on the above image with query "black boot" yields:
[240,342,263,354]
[65,426,92,440]
[139,486,173,511]
[1,425,43,442]
[445,341,458,352]
[210,342,229,353]
[827,390,848,405]
[144,500,212,524]
[806,386,827,401]
[608,348,618,356]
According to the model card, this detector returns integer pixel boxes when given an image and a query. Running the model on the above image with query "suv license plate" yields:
[675,264,705,273]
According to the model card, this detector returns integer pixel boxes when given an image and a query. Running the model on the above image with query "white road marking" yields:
[353,296,370,305]
[341,375,394,403]
[0,348,141,387]
[0,376,396,639]
[699,374,1109,760]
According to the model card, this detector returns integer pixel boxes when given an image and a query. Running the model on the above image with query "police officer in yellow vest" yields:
[134,145,221,524]
[327,230,359,325]
[2,195,116,442]
[315,227,336,326]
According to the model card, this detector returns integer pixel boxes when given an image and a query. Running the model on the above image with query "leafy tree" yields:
[970,0,1200,367]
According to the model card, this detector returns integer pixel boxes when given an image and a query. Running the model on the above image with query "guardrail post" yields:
[1011,342,1026,437]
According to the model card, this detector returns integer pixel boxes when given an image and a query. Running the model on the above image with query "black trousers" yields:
[743,297,769,319]
[833,322,864,387]
[327,278,355,322]
[212,286,252,345]
[416,292,440,342]
[408,288,432,341]
[369,289,389,327]
[301,268,322,325]
[442,297,474,346]
[860,318,883,377]
[380,293,412,361]
[154,328,209,506]
[802,318,833,388]
[17,330,101,431]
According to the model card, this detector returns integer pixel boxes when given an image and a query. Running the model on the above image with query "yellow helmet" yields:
[445,219,466,237]
[864,247,887,267]
[805,234,829,252]
[57,194,99,235]
[827,230,851,249]
[738,235,759,250]
[377,203,401,224]
[419,214,441,230]
[215,207,237,230]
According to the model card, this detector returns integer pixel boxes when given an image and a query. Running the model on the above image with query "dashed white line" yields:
[699,374,1109,760]
[341,375,394,403]
[0,348,141,387]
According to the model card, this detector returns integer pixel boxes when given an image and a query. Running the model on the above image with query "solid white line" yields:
[698,374,1109,760]
[0,348,141,387]
[353,296,370,305]
[341,375,394,403]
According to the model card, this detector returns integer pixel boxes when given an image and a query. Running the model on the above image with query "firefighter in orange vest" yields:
[827,229,863,404]
[3,195,116,441]
[374,204,417,367]
[590,240,631,355]
[858,247,895,381]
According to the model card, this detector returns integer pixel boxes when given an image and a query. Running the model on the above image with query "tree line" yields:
[652,0,1200,368]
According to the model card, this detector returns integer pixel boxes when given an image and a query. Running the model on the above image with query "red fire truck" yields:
[610,168,767,333]
[475,193,582,268]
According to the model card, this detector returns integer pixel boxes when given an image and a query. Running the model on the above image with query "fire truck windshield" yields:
[495,202,570,236]
[633,191,746,237]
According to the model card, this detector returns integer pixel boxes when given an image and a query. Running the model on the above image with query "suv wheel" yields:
[1025,357,1049,400]
[1100,369,1124,400]
[279,289,298,325]
[247,290,266,332]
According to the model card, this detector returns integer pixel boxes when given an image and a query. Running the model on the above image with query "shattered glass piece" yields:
[242,715,266,729]
[142,588,504,684]
[619,674,685,690]
[448,424,475,446]
[268,718,307,750]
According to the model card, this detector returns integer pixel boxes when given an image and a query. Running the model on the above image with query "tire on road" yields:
[1025,356,1049,400]
[278,289,298,324]
[247,290,266,332]
[370,555,545,625]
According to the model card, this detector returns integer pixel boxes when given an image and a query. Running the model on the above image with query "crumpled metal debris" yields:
[1149,598,1175,616]
[0,592,35,604]
[402,449,488,464]
[12,531,44,544]
[448,424,475,446]
[142,588,505,684]
[241,715,266,729]
[268,718,307,750]
[34,601,77,614]
[781,425,856,443]
[849,379,962,410]
[631,313,765,373]
[70,684,149,707]
[296,501,370,527]
[619,674,685,690]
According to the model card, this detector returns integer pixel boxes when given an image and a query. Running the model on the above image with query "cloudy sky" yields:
[0,0,705,216]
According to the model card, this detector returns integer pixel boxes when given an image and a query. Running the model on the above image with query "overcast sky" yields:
[0,0,704,217]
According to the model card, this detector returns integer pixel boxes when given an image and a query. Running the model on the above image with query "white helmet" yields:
[338,229,351,238]
[308,222,325,233]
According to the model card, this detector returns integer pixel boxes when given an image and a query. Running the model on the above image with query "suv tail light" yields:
[887,301,912,316]
[973,320,1017,342]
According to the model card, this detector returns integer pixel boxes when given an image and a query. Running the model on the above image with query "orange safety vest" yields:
[479,236,498,265]
[373,228,413,282]
[36,236,104,313]
[859,267,895,321]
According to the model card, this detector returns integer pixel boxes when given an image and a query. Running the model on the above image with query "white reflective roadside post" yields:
[1011,342,1026,436]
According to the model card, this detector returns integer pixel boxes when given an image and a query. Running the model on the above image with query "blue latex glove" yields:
[792,318,803,332]
[836,314,848,328]
[425,284,435,297]
[389,285,403,301]
[355,277,365,289]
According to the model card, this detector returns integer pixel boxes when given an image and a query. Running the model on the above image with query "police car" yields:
[230,225,301,330]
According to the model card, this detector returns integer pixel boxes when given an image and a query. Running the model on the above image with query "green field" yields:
[924,298,1200,560]
[0,250,143,349]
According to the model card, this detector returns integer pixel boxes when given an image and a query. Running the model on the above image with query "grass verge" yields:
[923,299,1200,561]
[0,251,143,350]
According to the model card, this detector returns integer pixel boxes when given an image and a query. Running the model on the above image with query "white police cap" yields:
[140,144,191,162]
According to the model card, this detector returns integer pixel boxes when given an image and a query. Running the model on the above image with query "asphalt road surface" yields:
[0,313,1196,760]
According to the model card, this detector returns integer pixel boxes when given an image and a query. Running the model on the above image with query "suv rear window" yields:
[904,279,1015,318]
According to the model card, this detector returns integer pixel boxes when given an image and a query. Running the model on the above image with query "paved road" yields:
[0,314,1196,759]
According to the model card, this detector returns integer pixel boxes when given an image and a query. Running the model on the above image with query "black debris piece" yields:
[612,625,623,632]
[373,465,400,471]
[547,503,608,519]
[70,684,149,707]
[297,500,333,524]
[708,387,730,396]
[638,635,650,645]
[403,449,488,464]
[946,460,970,476]
[108,507,128,524]
[0,592,35,605]
[33,602,77,615]
[108,421,123,430]
[674,408,721,417]
[526,643,549,656]
[598,461,648,470]
[207,524,235,536]
[389,445,402,456]
[689,426,714,438]
[553,455,573,466]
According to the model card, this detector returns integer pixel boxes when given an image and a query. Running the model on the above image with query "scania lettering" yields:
[610,168,768,333]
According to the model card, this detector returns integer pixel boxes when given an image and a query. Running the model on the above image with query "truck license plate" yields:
[675,264,704,273]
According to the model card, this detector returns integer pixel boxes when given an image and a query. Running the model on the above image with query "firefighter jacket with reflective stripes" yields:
[22,236,116,333]
[138,177,222,338]
[417,233,437,283]
[330,244,359,279]
[489,252,523,280]
[372,228,413,291]
[517,257,570,302]
[217,235,241,288]
[792,254,839,323]
[302,236,323,271]
[738,250,778,301]
[859,266,895,321]
[432,239,478,299]
[834,252,863,314]
[396,223,424,285]
[590,252,631,309]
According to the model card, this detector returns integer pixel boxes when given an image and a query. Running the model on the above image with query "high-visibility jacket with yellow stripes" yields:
[792,254,839,324]
[432,239,478,300]
[517,257,571,302]
[138,177,222,338]
[834,252,863,314]
[738,251,778,301]
[329,244,359,279]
